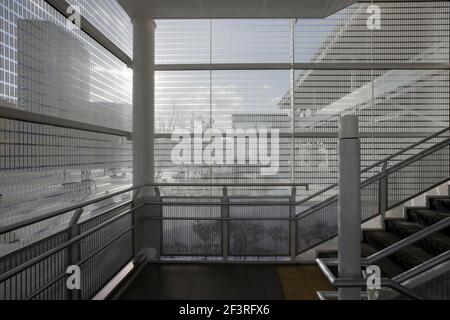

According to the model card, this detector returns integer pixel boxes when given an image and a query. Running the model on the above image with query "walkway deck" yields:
[119,264,334,300]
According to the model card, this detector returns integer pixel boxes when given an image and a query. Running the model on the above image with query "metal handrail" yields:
[0,202,145,283]
[317,250,450,300]
[0,182,310,237]
[8,134,440,230]
[0,124,446,300]
[144,216,296,221]
[24,226,134,300]
[294,127,450,208]
[314,150,450,299]
[318,235,450,286]
[364,216,450,264]
[316,258,426,300]
[146,201,298,206]
[103,137,448,210]
[0,185,142,236]
[296,136,450,218]
[393,250,450,284]
[361,127,449,174]
[146,183,309,188]
[355,139,450,192]
[3,131,446,239]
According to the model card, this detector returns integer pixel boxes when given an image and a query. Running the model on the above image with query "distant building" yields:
[17,20,90,117]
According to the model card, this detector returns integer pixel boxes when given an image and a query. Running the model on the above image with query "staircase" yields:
[311,128,450,299]
[363,189,450,278]
[317,185,450,299]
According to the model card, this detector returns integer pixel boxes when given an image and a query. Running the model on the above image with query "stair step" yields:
[432,198,450,214]
[361,243,405,278]
[428,196,450,211]
[317,246,405,278]
[317,251,337,259]
[386,220,450,256]
[386,219,423,237]
[407,209,450,231]
[364,230,433,270]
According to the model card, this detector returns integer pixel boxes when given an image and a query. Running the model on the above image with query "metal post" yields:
[131,187,142,256]
[222,187,230,261]
[378,162,389,229]
[154,186,162,260]
[67,208,83,300]
[338,115,361,300]
[290,186,297,260]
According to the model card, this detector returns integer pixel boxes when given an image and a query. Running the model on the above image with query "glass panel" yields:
[293,69,373,196]
[66,0,132,57]
[156,20,211,64]
[0,118,132,229]
[155,71,211,133]
[211,70,291,184]
[212,19,291,63]
[295,1,450,63]
[155,71,210,183]
[0,0,132,131]
[230,197,290,257]
[212,70,291,131]
[293,68,449,199]
[162,198,222,257]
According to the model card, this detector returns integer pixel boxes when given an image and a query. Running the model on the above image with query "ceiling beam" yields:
[118,0,358,19]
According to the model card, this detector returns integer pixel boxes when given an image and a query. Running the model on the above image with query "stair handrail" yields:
[393,250,450,284]
[295,127,450,212]
[295,136,450,256]
[362,127,450,175]
[316,257,426,300]
[314,130,450,299]
[361,138,450,188]
[364,216,450,264]
[316,241,450,299]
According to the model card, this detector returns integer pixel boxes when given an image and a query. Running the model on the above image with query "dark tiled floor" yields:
[120,264,286,300]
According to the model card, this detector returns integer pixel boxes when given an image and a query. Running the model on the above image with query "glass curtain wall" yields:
[155,1,450,193]
[0,0,132,250]
[155,1,449,256]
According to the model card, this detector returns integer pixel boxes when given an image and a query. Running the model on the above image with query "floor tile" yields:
[119,264,329,301]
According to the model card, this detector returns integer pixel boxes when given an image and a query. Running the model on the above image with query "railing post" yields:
[134,186,162,261]
[338,115,361,300]
[378,162,389,230]
[67,208,83,300]
[221,187,230,261]
[131,187,142,256]
[289,186,297,260]
[154,186,162,260]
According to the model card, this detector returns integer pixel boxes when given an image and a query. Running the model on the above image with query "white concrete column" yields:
[132,17,160,261]
[133,17,155,188]
[338,115,362,300]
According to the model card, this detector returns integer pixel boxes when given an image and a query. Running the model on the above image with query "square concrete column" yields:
[338,115,362,300]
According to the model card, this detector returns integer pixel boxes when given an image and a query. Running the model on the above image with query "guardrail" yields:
[146,137,448,259]
[316,214,450,300]
[0,182,309,299]
[316,257,426,300]
[0,130,448,300]
[296,128,450,254]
